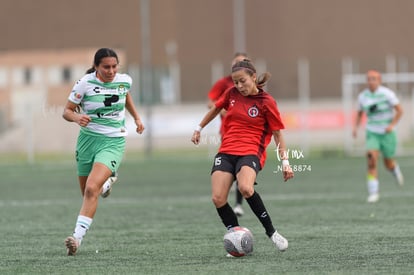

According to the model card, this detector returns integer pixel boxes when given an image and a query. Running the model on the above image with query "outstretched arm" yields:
[191,105,222,145]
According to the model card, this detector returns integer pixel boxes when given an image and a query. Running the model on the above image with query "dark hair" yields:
[86,48,119,74]
[233,52,248,59]
[231,58,271,89]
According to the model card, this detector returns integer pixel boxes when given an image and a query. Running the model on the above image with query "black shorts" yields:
[211,153,261,178]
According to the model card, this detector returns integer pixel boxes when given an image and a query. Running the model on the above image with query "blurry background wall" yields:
[0,0,413,158]
[2,0,414,100]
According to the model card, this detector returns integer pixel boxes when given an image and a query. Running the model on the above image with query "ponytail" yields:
[256,72,271,89]
[86,67,95,74]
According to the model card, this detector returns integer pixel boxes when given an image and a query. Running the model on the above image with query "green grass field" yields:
[1,150,413,274]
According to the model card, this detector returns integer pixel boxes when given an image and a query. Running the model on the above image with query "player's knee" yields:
[84,182,101,198]
[211,195,226,208]
[238,185,254,198]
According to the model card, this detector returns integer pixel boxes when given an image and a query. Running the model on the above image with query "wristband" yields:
[282,159,290,167]
[194,125,202,132]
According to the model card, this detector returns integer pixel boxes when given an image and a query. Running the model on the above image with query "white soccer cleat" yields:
[393,165,404,187]
[233,204,244,217]
[65,236,80,256]
[367,193,379,203]
[101,172,118,198]
[271,231,288,252]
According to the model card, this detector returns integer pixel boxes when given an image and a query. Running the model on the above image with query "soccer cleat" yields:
[65,236,79,256]
[393,165,404,187]
[271,231,288,252]
[233,204,244,217]
[226,253,235,258]
[367,193,379,203]
[101,172,118,198]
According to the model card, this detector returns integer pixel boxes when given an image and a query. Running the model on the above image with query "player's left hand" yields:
[283,165,294,182]
[385,125,393,133]
[135,119,145,134]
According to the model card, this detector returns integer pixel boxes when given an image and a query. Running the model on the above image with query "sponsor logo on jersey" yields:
[72,91,82,99]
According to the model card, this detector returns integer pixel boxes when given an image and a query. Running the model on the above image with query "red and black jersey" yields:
[215,87,285,169]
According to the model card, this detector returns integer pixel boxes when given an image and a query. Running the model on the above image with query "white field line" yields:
[0,191,413,207]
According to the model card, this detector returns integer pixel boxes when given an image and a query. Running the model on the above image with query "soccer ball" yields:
[223,226,254,257]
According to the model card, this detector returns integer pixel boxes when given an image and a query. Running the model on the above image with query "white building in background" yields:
[0,48,126,129]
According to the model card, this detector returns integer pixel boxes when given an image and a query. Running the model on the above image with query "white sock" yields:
[73,215,93,244]
[367,176,379,195]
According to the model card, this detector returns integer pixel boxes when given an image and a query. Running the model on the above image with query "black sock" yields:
[246,191,275,237]
[216,203,239,230]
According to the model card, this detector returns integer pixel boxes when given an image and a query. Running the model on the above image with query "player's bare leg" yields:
[384,158,404,186]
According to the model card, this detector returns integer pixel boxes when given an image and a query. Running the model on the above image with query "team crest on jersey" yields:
[247,105,259,117]
[118,84,127,92]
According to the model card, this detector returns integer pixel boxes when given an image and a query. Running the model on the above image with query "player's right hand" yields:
[77,114,91,127]
[191,130,201,145]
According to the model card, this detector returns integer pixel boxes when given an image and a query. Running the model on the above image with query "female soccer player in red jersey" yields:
[192,58,294,253]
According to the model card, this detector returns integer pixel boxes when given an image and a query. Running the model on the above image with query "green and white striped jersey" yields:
[68,72,132,137]
[357,85,399,134]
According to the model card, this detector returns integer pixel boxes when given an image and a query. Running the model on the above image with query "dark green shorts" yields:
[366,131,397,158]
[76,132,126,176]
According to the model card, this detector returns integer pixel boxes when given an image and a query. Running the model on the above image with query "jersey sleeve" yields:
[387,90,400,106]
[215,87,232,110]
[68,77,87,104]
[265,97,285,131]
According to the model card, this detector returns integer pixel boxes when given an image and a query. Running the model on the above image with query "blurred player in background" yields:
[353,69,404,203]
[192,58,294,254]
[207,52,248,217]
[62,48,145,255]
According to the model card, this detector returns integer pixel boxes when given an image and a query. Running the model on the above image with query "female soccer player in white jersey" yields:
[353,70,404,203]
[62,48,145,255]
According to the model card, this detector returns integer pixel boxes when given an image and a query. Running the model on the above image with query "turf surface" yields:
[1,150,413,274]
